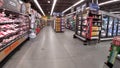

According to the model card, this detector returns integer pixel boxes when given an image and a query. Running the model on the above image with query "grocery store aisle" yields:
[3,26,111,68]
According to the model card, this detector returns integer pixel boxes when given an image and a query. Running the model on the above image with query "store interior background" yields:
[0,0,120,68]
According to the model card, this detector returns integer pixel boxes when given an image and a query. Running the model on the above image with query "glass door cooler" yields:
[101,15,109,37]
[117,20,120,35]
[108,17,114,37]
[113,18,118,36]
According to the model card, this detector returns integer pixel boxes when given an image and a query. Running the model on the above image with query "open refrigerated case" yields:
[0,10,30,63]
[0,0,30,63]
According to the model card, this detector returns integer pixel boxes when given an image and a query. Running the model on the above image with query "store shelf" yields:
[91,37,99,39]
[75,34,86,41]
[0,34,28,62]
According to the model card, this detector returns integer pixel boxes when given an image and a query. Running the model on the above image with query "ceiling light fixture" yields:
[50,0,57,15]
[34,0,45,16]
[18,0,23,4]
[62,0,85,13]
[110,11,120,14]
[99,0,120,6]
[63,0,120,14]
[48,1,50,3]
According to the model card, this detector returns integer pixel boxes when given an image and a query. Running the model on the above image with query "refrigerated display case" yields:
[117,20,120,35]
[100,13,120,40]
[113,18,118,36]
[108,17,114,37]
[101,15,109,37]
[0,10,30,63]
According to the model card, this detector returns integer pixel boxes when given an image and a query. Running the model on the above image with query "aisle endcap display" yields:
[52,13,65,33]
[74,4,102,45]
[105,36,120,68]
[100,10,120,41]
[65,14,76,31]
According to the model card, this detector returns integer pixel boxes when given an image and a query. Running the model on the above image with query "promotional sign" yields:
[82,4,86,11]
[20,3,26,14]
[71,7,74,13]
[0,0,4,7]
[25,3,31,14]
[89,3,99,11]
[0,0,21,13]
[76,6,81,12]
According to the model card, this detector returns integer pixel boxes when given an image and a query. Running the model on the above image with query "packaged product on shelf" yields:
[92,27,99,31]
[91,32,99,36]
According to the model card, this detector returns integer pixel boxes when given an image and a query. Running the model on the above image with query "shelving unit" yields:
[66,14,76,31]
[0,9,30,62]
[74,8,102,44]
[54,17,65,32]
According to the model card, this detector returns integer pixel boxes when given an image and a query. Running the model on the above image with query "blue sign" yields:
[89,3,99,11]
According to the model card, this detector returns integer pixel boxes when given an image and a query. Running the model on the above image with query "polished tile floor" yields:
[3,26,111,68]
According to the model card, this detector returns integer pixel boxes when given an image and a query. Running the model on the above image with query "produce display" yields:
[101,15,109,37]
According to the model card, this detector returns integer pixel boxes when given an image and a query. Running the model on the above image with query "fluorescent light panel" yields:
[34,0,45,16]
[48,1,50,3]
[62,0,85,13]
[110,11,120,14]
[50,0,57,15]
[63,0,120,14]
[99,0,120,6]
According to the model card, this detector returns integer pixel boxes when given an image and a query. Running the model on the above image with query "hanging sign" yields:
[89,3,99,11]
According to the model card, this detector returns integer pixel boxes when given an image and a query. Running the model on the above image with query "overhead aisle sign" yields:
[89,3,99,11]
